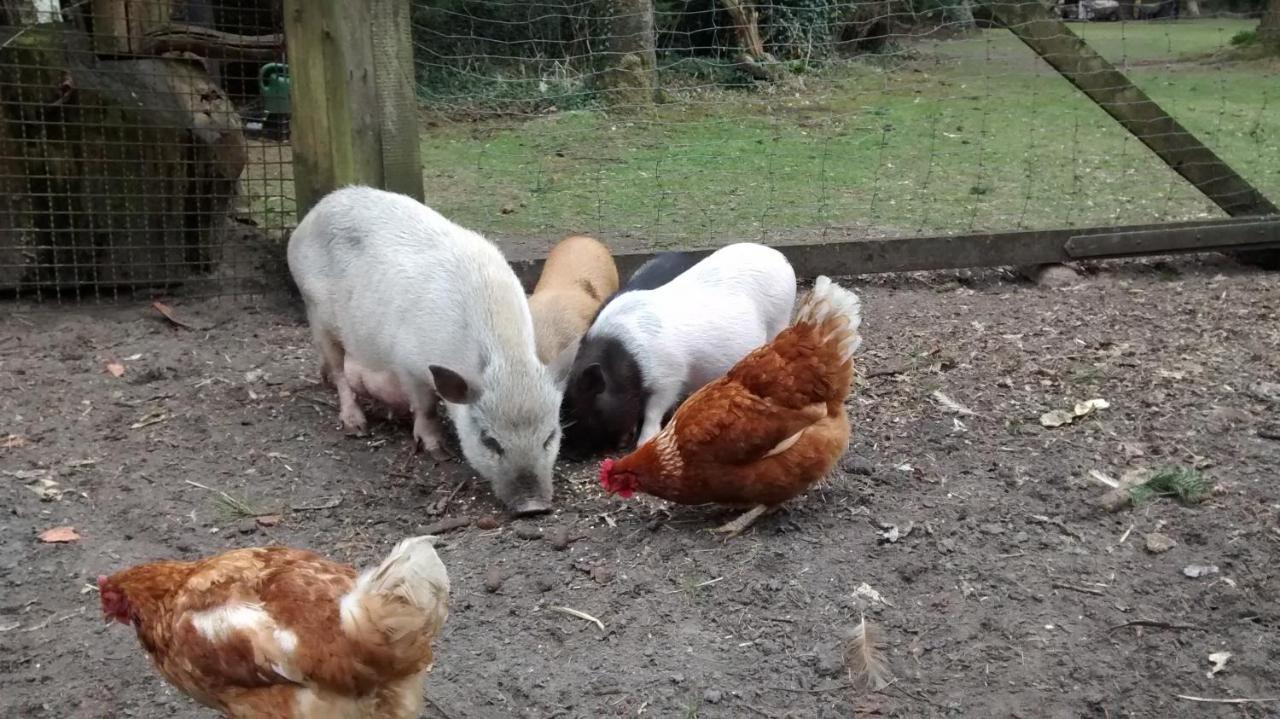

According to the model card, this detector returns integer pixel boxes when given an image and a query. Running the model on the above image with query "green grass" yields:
[416,20,1280,250]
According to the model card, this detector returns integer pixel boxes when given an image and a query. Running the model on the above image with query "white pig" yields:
[287,186,573,515]
[563,242,796,451]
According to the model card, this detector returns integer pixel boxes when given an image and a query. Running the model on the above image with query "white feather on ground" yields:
[846,614,893,692]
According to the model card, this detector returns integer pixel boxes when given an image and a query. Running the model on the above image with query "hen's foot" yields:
[711,504,771,538]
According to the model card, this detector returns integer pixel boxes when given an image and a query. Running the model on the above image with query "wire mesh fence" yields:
[410,0,1278,257]
[0,0,291,301]
[1,1,1276,301]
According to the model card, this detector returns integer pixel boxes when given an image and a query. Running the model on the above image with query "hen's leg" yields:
[711,504,772,538]
[405,378,454,461]
[312,328,366,435]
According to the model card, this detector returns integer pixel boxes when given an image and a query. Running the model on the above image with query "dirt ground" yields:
[2,255,1279,719]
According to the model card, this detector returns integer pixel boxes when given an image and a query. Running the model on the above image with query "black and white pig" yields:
[562,243,796,453]
[287,186,573,515]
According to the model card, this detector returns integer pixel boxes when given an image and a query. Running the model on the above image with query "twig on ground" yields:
[1109,619,1202,633]
[429,481,467,515]
[1174,695,1280,704]
[297,394,338,410]
[548,605,605,631]
[1028,514,1085,541]
[1051,581,1105,596]
[423,517,472,535]
[883,681,945,708]
[290,497,342,511]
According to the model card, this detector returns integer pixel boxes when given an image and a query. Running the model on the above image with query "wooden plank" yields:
[90,0,129,55]
[282,0,328,215]
[316,1,382,202]
[983,0,1279,219]
[505,219,1280,289]
[369,0,423,202]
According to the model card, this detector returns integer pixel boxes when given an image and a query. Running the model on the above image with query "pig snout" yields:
[501,471,553,516]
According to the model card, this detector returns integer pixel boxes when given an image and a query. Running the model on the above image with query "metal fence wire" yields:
[0,0,291,301]
[1,1,1276,301]
[409,0,1277,255]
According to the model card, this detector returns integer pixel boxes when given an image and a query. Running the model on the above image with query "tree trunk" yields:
[1260,0,1280,52]
[1183,0,1200,18]
[594,0,657,108]
[719,0,776,79]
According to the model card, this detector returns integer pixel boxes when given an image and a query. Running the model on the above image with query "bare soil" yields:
[2,256,1279,719]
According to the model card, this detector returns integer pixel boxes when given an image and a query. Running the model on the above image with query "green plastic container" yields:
[259,63,290,116]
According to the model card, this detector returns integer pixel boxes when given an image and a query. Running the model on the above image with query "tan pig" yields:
[528,235,620,364]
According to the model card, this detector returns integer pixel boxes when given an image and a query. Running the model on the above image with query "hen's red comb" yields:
[598,458,615,490]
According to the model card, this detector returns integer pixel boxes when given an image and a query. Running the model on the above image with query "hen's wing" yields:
[668,324,852,466]
[669,376,828,466]
[725,323,852,409]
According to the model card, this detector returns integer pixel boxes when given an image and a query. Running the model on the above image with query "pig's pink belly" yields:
[343,359,412,416]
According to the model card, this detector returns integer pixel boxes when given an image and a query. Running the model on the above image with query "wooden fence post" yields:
[283,0,423,218]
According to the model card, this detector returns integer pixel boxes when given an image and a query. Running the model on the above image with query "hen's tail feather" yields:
[342,536,450,640]
[795,276,863,362]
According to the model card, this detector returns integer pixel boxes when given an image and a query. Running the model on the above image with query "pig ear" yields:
[575,362,606,397]
[429,365,483,405]
[548,336,581,390]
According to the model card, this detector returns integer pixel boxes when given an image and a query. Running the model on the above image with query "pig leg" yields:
[636,385,680,447]
[403,378,454,461]
[311,328,367,436]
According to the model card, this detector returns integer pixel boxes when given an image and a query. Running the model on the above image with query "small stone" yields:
[1248,381,1280,403]
[1144,532,1176,554]
[1183,564,1219,578]
[513,525,543,540]
[236,518,258,535]
[703,689,723,704]
[549,527,575,551]
[590,565,615,585]
[1021,263,1081,288]
[475,515,500,530]
[840,454,874,476]
[256,514,282,528]
[484,566,505,593]
[979,522,1004,535]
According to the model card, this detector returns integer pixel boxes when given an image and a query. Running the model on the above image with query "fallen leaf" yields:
[3,434,29,449]
[105,362,125,378]
[255,514,282,527]
[130,411,171,430]
[25,478,65,501]
[153,301,194,330]
[1040,409,1075,428]
[1073,398,1110,417]
[38,526,80,543]
[877,521,914,544]
[853,582,894,607]
[931,390,975,416]
[1183,564,1219,579]
[1207,651,1232,678]
[1144,532,1176,554]
[4,468,52,481]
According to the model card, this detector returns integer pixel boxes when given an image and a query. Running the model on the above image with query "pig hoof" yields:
[339,410,367,436]
[510,499,552,517]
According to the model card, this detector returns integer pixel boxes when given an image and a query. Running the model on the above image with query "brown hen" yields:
[599,275,862,536]
[98,536,449,718]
